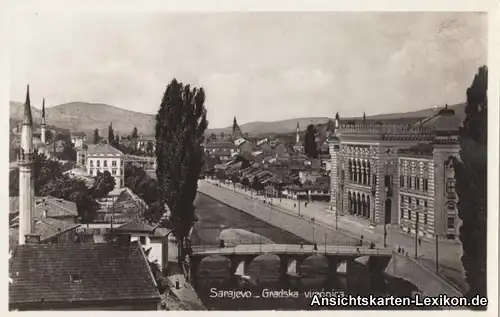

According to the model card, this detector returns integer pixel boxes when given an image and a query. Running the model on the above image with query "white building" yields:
[70,132,87,149]
[79,144,125,189]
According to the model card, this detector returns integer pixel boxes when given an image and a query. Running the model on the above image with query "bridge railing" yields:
[191,243,391,256]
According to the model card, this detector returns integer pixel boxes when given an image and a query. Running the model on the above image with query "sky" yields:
[9,12,487,128]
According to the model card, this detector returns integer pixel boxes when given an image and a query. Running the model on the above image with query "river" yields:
[191,193,424,310]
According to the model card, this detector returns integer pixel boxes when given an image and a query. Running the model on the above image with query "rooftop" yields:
[203,141,237,149]
[85,144,123,156]
[9,242,160,307]
[10,196,78,218]
[9,218,81,249]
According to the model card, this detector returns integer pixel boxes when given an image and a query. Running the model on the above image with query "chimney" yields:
[25,234,41,244]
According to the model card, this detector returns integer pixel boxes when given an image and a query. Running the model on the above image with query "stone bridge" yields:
[189,244,392,292]
[124,154,156,170]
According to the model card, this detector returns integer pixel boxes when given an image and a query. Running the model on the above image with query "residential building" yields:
[79,144,125,189]
[9,242,161,310]
[136,136,156,153]
[115,219,171,272]
[70,132,87,149]
[9,218,80,250]
[10,196,79,226]
[328,105,464,241]
[203,141,238,158]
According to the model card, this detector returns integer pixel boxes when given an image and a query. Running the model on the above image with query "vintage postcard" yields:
[4,0,498,314]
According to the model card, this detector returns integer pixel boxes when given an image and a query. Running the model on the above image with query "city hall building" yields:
[329,106,463,241]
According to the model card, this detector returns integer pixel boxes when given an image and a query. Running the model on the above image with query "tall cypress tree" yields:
[453,66,488,301]
[93,128,100,144]
[232,116,238,134]
[303,124,318,158]
[155,78,208,261]
[108,123,115,146]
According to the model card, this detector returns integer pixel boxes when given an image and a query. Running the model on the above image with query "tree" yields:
[251,177,264,192]
[45,130,54,143]
[326,119,335,132]
[108,123,115,146]
[115,134,120,146]
[56,132,71,143]
[91,171,116,199]
[242,177,250,189]
[453,66,488,302]
[93,129,100,144]
[303,124,318,158]
[9,151,99,221]
[155,78,208,261]
[61,141,77,161]
[146,141,154,154]
[132,127,139,139]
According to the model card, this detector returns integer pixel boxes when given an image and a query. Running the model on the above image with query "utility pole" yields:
[435,234,439,274]
[312,227,315,243]
[414,212,419,260]
[324,233,327,254]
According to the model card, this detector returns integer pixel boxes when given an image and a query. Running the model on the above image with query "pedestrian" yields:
[294,203,296,208]
[401,248,405,254]
[405,252,409,257]
[313,242,318,251]
[397,246,401,253]
[370,242,375,249]
[418,237,422,246]
[300,242,304,249]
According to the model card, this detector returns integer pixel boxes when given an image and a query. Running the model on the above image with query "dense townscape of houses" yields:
[8,85,464,310]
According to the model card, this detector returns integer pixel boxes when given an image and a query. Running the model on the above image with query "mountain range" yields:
[9,101,465,137]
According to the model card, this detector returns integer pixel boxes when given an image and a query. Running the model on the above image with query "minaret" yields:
[18,85,35,245]
[296,122,300,144]
[40,98,46,144]
[334,112,340,134]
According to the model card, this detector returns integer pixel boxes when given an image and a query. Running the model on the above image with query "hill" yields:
[206,117,332,136]
[9,100,465,137]
[9,101,155,136]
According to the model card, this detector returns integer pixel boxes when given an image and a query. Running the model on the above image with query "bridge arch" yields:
[247,253,281,284]
[197,255,231,285]
[300,254,329,286]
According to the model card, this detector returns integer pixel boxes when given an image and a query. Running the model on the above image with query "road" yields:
[198,179,467,293]
[197,182,363,247]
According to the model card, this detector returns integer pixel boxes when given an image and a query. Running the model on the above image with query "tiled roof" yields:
[10,196,77,218]
[9,242,161,306]
[116,219,156,233]
[71,132,87,137]
[86,144,123,156]
[203,142,237,149]
[9,218,81,249]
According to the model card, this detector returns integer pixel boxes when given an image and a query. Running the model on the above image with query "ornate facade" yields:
[329,107,463,241]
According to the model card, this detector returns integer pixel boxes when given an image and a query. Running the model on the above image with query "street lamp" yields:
[383,224,388,248]
[414,211,420,260]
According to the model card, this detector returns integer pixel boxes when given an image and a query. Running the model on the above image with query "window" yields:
[401,208,404,218]
[89,169,93,176]
[139,236,147,245]
[416,178,420,190]
[97,160,100,167]
[103,160,107,167]
[446,181,455,193]
[408,210,412,220]
[424,213,428,224]
[401,195,404,205]
[384,175,391,187]
[423,179,428,191]
[120,179,124,187]
[400,175,405,187]
[112,169,117,175]
[407,176,411,189]
[90,160,94,167]
[447,217,455,229]
[112,160,117,167]
[416,200,420,207]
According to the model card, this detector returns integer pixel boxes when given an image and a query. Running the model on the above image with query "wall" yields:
[385,252,462,297]
[86,154,124,188]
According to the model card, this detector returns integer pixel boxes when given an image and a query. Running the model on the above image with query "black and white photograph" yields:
[5,2,498,313]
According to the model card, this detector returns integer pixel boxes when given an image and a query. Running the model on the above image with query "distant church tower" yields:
[295,122,300,144]
[17,85,35,245]
[41,98,46,144]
